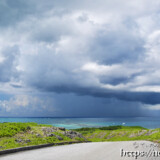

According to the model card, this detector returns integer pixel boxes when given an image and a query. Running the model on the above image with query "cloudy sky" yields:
[0,0,160,117]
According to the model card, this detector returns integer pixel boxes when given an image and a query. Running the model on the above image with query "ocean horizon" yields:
[0,117,160,129]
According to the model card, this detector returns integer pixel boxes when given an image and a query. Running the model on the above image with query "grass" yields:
[73,125,160,143]
[1,123,160,151]
[0,122,84,151]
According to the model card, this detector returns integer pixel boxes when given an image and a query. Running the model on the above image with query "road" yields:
[0,141,159,160]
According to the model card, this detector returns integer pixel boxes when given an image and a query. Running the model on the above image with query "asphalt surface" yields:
[0,141,159,160]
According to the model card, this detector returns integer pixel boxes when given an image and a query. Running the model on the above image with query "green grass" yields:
[0,122,37,137]
[1,123,160,151]
[0,122,84,151]
[74,126,160,143]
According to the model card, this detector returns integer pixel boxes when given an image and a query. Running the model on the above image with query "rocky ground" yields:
[1,123,160,151]
[74,126,160,143]
[0,123,87,151]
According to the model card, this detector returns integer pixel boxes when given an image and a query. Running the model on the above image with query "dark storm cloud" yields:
[90,30,145,65]
[0,0,32,27]
[30,83,160,105]
[53,94,146,117]
[88,90,160,105]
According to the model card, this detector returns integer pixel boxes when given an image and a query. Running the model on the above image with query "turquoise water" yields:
[0,117,160,129]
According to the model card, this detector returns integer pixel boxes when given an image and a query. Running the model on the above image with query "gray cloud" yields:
[0,0,33,27]
[0,0,160,116]
[0,45,19,82]
[89,28,145,65]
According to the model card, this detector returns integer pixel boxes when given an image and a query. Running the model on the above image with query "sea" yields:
[0,117,160,129]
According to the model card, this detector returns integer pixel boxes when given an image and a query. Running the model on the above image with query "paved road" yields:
[0,141,159,160]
